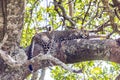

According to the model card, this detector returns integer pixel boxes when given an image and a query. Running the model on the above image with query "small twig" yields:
[29,0,39,19]
[82,1,100,27]
[89,20,110,33]
[82,0,92,25]
[106,31,115,39]
[53,0,76,27]
[114,8,120,20]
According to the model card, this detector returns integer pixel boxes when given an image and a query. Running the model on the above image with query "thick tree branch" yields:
[61,39,120,63]
[22,38,120,78]
[0,37,120,79]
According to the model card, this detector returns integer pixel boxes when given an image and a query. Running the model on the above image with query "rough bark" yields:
[0,0,25,80]
[0,0,24,53]
[0,0,6,42]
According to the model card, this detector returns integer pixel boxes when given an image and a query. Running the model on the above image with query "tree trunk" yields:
[0,0,25,80]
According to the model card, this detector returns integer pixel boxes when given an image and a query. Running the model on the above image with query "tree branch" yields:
[53,0,76,27]
[1,37,120,79]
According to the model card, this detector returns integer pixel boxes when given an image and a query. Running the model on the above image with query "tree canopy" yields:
[22,0,120,79]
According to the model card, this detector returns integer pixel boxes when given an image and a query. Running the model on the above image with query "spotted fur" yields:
[27,30,89,71]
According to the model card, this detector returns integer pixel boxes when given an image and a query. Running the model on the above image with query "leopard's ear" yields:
[81,30,89,39]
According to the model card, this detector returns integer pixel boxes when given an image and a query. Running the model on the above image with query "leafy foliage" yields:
[51,61,120,79]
